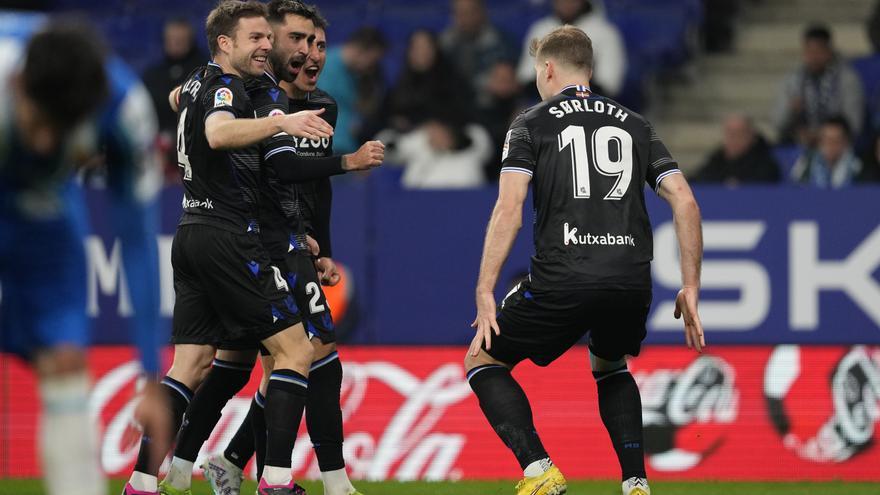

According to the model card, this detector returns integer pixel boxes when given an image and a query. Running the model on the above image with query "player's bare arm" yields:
[471,171,531,357]
[658,172,705,352]
[169,85,181,112]
[204,108,332,150]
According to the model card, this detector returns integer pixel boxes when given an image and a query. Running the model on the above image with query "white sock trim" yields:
[262,465,293,486]
[595,368,630,383]
[165,457,194,490]
[523,457,553,477]
[129,471,159,492]
[321,467,356,495]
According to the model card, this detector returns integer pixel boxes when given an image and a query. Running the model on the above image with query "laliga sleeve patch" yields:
[501,129,512,161]
[214,87,234,108]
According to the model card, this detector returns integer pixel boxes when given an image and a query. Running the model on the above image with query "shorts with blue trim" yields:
[219,251,336,352]
[484,281,652,366]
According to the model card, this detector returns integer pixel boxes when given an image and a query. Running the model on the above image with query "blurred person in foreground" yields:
[693,114,781,185]
[773,24,864,146]
[141,17,205,180]
[0,15,165,495]
[466,26,703,495]
[439,0,516,107]
[321,27,387,153]
[516,0,626,97]
[384,28,472,133]
[791,116,867,188]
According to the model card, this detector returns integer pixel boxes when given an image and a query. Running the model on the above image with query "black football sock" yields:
[306,352,345,472]
[223,391,264,470]
[467,365,548,469]
[174,359,252,462]
[595,366,646,480]
[263,370,308,470]
[133,376,192,475]
[252,391,268,479]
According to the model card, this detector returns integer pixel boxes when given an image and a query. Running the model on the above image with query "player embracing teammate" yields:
[122,2,381,495]
[466,26,705,495]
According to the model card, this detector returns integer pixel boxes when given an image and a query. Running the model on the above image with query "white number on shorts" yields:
[270,265,289,292]
[305,281,325,314]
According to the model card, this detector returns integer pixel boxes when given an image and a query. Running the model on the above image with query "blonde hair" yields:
[529,25,593,72]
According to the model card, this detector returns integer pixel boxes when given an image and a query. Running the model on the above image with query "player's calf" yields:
[465,351,554,481]
[591,353,647,485]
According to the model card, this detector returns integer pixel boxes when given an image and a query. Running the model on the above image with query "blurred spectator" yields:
[868,0,880,52]
[322,27,388,153]
[859,132,880,182]
[790,117,865,188]
[516,0,626,97]
[773,24,864,146]
[694,114,781,184]
[385,29,472,133]
[477,61,527,180]
[380,113,492,189]
[439,0,515,106]
[141,17,204,179]
[701,0,739,53]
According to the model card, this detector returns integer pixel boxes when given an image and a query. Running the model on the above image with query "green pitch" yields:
[1,479,879,495]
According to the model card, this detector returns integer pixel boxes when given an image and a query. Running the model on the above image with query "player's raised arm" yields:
[203,108,332,150]
[658,172,705,352]
[471,171,531,356]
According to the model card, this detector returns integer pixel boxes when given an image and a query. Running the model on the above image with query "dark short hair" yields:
[804,24,832,45]
[266,0,316,25]
[529,25,593,71]
[310,4,329,30]
[23,20,108,132]
[347,26,387,51]
[205,0,267,57]
[822,115,852,139]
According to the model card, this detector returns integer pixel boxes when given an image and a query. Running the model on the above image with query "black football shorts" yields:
[485,281,652,366]
[219,251,336,352]
[171,224,301,347]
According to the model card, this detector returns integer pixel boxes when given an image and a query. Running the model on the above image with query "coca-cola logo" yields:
[87,359,472,480]
[635,356,739,471]
[764,345,880,463]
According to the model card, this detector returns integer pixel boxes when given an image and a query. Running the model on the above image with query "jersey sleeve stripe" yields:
[500,166,534,177]
[264,146,297,160]
[654,169,682,193]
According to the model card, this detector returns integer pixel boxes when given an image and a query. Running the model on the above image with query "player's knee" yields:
[311,340,337,362]
[463,350,505,373]
[168,344,215,387]
[589,351,627,374]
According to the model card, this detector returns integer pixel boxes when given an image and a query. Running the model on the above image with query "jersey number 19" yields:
[559,125,632,200]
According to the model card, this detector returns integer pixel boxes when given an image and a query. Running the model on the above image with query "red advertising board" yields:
[1,345,878,481]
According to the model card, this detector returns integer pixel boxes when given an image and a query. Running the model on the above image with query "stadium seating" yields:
[43,0,701,112]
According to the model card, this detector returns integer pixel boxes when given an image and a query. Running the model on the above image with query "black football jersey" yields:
[246,72,307,259]
[289,89,337,255]
[176,62,262,234]
[501,85,681,290]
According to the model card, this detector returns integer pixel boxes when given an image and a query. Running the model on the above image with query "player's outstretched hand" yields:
[674,286,705,353]
[281,109,334,141]
[315,257,341,286]
[343,140,385,171]
[470,291,500,356]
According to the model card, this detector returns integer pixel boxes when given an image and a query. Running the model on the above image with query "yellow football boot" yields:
[622,477,651,495]
[514,465,567,495]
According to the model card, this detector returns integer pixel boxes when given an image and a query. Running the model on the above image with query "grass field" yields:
[1,479,879,495]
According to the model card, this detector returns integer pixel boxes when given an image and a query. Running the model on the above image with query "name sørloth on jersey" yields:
[563,222,636,247]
